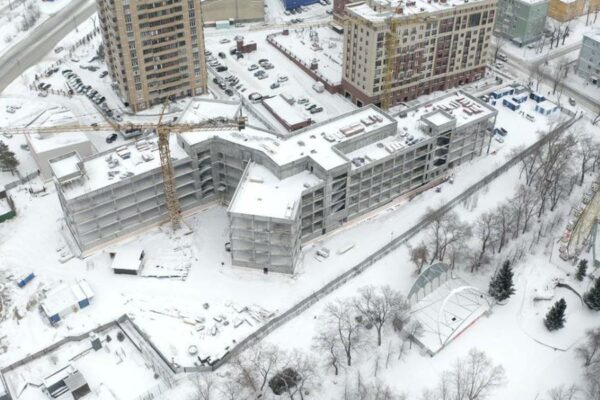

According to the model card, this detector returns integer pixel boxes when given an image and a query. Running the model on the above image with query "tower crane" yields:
[1,109,247,230]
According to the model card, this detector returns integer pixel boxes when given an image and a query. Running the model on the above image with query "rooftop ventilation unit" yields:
[339,123,365,137]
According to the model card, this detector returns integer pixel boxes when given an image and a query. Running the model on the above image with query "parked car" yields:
[248,92,262,103]
[54,46,64,54]
[495,136,504,143]
[218,52,226,59]
[278,75,288,82]
[219,38,231,44]
[225,88,234,96]
[106,133,118,143]
[216,66,228,72]
[100,71,108,78]
[310,106,323,114]
[270,82,280,89]
[248,64,259,71]
[569,97,576,106]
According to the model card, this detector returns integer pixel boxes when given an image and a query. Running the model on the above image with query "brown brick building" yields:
[341,0,496,107]
[97,0,208,112]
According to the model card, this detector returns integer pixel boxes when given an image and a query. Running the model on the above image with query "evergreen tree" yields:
[584,277,600,311]
[0,141,19,173]
[488,260,515,302]
[575,259,588,281]
[544,298,567,331]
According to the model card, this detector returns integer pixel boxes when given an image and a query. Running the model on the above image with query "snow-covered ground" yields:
[270,26,343,84]
[204,27,356,127]
[497,13,600,65]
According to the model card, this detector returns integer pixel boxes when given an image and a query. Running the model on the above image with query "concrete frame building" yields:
[96,0,208,112]
[577,31,600,84]
[53,92,496,273]
[495,0,549,46]
[341,0,496,108]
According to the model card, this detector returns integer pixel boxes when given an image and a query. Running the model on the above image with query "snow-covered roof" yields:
[180,105,396,171]
[27,131,90,154]
[61,135,188,199]
[49,152,84,183]
[229,163,322,220]
[40,280,94,317]
[179,98,241,123]
[537,100,557,110]
[263,95,311,127]
[347,0,491,22]
[111,245,144,272]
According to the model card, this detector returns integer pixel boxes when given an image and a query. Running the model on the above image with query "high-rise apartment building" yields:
[341,0,496,107]
[97,0,207,112]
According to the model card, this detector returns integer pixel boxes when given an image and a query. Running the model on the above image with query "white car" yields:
[495,62,504,69]
[494,136,504,143]
[219,38,231,44]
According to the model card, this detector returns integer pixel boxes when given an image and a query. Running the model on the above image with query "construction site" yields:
[27,90,496,274]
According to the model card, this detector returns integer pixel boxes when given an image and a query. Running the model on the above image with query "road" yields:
[0,0,96,92]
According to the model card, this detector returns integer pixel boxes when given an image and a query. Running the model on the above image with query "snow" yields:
[262,94,311,127]
[347,0,489,21]
[49,152,82,181]
[180,98,241,123]
[0,197,11,215]
[3,325,163,400]
[61,135,187,200]
[27,131,90,153]
[109,245,144,273]
[39,279,94,318]
[270,27,343,85]
[204,27,356,126]
[181,105,395,171]
[229,163,322,220]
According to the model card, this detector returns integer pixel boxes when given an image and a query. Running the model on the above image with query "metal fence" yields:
[3,170,39,191]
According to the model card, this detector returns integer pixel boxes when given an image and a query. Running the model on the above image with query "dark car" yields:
[216,65,228,72]
[100,71,108,78]
[218,52,226,59]
[106,133,118,143]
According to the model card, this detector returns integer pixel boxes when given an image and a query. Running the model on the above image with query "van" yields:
[497,53,508,62]
[312,81,325,93]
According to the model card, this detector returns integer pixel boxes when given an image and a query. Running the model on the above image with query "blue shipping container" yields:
[17,272,35,288]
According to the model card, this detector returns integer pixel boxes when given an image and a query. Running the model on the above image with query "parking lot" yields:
[204,29,355,131]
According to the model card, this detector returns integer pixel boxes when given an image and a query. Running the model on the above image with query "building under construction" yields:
[341,0,496,108]
[52,93,496,273]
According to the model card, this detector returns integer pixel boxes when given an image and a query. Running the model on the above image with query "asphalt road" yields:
[0,0,96,92]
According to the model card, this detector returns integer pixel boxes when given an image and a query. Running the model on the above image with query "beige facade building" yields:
[97,0,208,112]
[201,0,264,22]
[342,0,496,107]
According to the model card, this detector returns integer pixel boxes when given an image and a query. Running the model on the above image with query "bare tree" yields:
[409,242,429,275]
[353,286,409,347]
[323,299,365,367]
[313,328,342,375]
[473,211,495,272]
[576,327,600,368]
[344,377,406,400]
[230,343,280,396]
[492,204,513,254]
[274,350,317,400]
[188,374,217,400]
[547,384,580,400]
[551,57,570,95]
[422,349,506,400]
[576,132,599,185]
[426,210,471,263]
[493,36,508,62]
